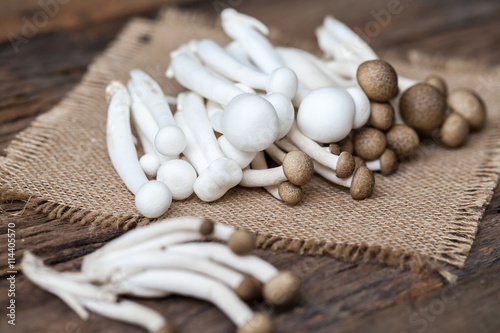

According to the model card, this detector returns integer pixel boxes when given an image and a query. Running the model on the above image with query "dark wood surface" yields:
[1,1,500,332]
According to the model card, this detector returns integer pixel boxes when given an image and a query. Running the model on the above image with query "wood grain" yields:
[1,0,500,332]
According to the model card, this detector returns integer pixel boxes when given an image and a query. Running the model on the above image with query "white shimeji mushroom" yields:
[174,92,243,201]
[129,70,186,157]
[105,81,172,218]
[167,49,280,154]
[156,159,197,200]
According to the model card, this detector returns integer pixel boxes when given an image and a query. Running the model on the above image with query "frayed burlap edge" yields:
[2,9,500,282]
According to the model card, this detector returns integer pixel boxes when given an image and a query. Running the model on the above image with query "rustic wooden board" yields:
[1,1,500,332]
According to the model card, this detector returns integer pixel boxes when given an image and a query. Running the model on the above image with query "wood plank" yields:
[1,0,500,332]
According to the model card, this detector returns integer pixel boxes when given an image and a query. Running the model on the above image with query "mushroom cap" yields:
[263,92,295,139]
[350,166,375,200]
[278,181,304,205]
[237,313,273,333]
[139,153,161,178]
[369,101,394,131]
[353,156,366,171]
[297,87,355,143]
[440,112,470,148]
[400,83,446,131]
[282,151,314,186]
[266,67,298,100]
[156,159,197,200]
[236,275,262,302]
[337,137,354,154]
[424,74,448,96]
[356,60,398,102]
[447,88,486,131]
[199,219,215,236]
[336,152,355,178]
[347,86,371,129]
[154,323,177,333]
[263,271,300,307]
[221,93,279,152]
[353,127,387,161]
[154,125,187,157]
[227,230,255,256]
[379,149,399,175]
[135,181,172,218]
[385,124,420,158]
[329,143,341,155]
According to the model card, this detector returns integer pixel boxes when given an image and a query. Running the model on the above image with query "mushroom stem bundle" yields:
[174,92,243,201]
[105,81,172,218]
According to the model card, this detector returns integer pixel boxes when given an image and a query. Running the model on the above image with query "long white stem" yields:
[124,269,255,327]
[174,111,209,173]
[106,81,148,194]
[167,52,244,106]
[166,243,278,283]
[251,151,281,200]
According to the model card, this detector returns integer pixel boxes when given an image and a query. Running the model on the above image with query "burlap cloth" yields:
[2,10,500,279]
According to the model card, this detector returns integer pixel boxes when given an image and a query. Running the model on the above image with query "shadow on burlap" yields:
[1,9,500,281]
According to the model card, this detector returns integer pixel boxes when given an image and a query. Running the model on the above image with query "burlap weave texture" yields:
[1,10,500,275]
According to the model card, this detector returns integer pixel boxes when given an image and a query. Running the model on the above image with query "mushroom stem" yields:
[250,151,281,200]
[123,269,269,330]
[129,70,186,157]
[105,81,172,218]
[286,122,355,178]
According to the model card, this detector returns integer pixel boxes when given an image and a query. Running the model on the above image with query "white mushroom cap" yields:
[347,87,371,129]
[154,124,187,157]
[139,154,160,178]
[266,67,298,100]
[297,87,355,143]
[193,157,243,202]
[262,92,294,139]
[135,180,172,218]
[220,93,279,152]
[156,159,197,200]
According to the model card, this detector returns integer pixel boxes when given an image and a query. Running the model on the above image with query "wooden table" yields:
[1,1,500,332]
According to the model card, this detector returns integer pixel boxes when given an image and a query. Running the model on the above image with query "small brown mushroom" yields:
[235,276,262,302]
[278,181,304,205]
[447,88,486,131]
[356,59,399,102]
[262,271,300,307]
[385,125,420,158]
[227,230,255,256]
[282,151,315,186]
[369,101,395,131]
[336,151,356,178]
[400,83,447,131]
[353,127,387,160]
[350,166,375,200]
[440,112,470,148]
[365,149,399,175]
[238,313,273,333]
[424,74,448,96]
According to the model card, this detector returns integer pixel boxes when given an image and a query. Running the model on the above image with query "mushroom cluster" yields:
[22,217,300,333]
[106,9,486,217]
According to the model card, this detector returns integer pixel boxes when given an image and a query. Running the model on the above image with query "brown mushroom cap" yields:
[329,143,341,155]
[379,149,398,175]
[357,60,399,102]
[335,151,355,178]
[400,83,447,131]
[236,275,262,302]
[369,101,395,131]
[440,112,470,148]
[154,323,177,333]
[447,88,486,131]
[199,219,215,236]
[262,271,300,307]
[237,313,273,333]
[337,137,354,154]
[424,74,448,96]
[278,181,304,205]
[282,151,314,186]
[350,166,375,200]
[353,156,366,171]
[227,230,255,256]
[385,124,420,158]
[353,127,387,160]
